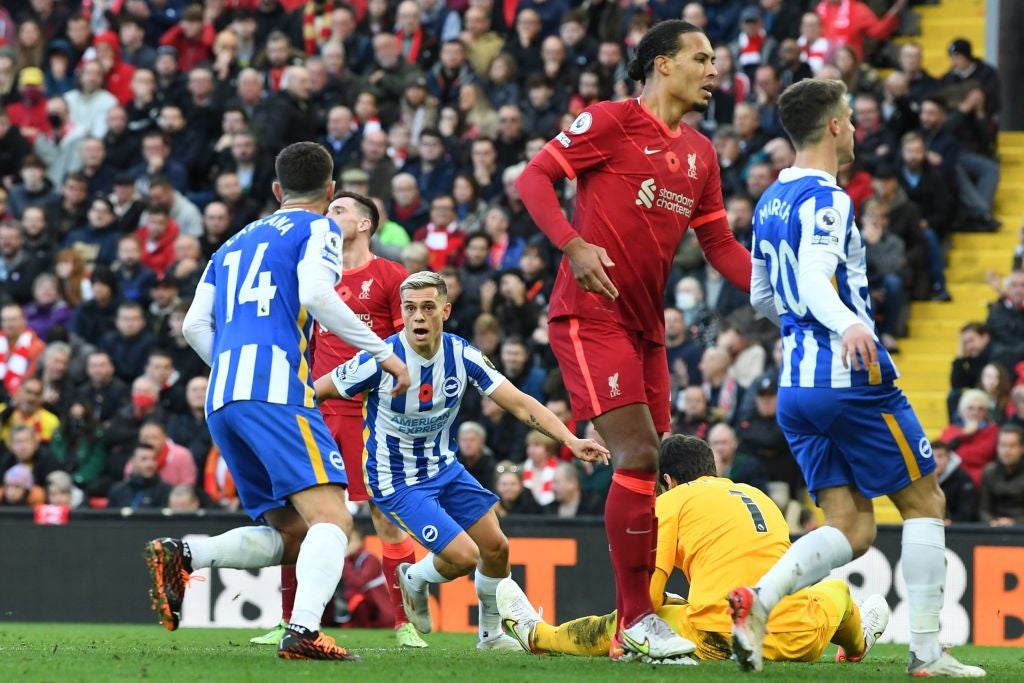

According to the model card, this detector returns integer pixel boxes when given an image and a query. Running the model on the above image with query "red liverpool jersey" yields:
[541,98,728,343]
[311,256,407,414]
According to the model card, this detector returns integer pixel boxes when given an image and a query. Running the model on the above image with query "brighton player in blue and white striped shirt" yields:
[314,270,609,651]
[728,79,983,678]
[143,142,412,661]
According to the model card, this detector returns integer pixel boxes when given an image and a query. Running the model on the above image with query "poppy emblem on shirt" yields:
[339,285,352,301]
[665,151,681,174]
[419,384,434,402]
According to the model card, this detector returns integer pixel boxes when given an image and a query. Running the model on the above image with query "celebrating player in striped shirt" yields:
[729,78,984,677]
[314,271,609,651]
[143,142,411,661]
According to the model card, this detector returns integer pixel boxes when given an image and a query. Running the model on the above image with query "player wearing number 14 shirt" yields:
[516,20,752,662]
[143,143,410,662]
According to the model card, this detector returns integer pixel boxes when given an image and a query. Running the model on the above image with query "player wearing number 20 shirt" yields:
[752,166,931,501]
[517,98,752,433]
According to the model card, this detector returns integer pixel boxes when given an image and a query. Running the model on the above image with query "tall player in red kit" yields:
[516,20,752,662]
[250,192,427,649]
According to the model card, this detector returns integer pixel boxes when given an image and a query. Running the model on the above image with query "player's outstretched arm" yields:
[182,278,215,366]
[488,382,610,464]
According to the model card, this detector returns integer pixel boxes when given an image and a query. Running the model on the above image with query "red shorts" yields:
[321,406,369,502]
[548,316,670,433]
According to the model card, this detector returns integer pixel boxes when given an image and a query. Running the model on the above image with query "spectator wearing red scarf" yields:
[412,195,465,271]
[0,304,46,397]
[125,422,197,488]
[395,0,440,69]
[815,0,907,60]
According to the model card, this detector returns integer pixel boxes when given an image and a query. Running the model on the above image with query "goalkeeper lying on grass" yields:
[497,435,889,664]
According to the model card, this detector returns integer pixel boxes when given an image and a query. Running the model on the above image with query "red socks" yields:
[381,537,417,628]
[280,564,297,623]
[605,469,657,628]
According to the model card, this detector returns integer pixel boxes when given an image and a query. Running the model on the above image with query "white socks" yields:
[290,523,349,632]
[755,525,853,610]
[405,553,449,591]
[186,526,284,569]
[902,517,945,663]
[475,572,508,641]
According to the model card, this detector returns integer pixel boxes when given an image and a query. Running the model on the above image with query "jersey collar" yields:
[778,167,838,185]
[635,97,682,139]
[399,328,444,363]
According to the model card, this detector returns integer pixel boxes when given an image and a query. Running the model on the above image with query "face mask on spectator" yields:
[23,86,45,104]
[47,113,64,129]
[675,293,696,311]
[131,394,157,414]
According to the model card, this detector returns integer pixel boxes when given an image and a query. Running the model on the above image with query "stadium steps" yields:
[849,0,1008,525]
[895,0,984,74]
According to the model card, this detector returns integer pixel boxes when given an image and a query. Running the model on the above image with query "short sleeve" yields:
[540,104,616,180]
[331,350,382,399]
[200,259,216,286]
[796,189,852,262]
[463,343,506,396]
[690,139,727,229]
[300,217,344,281]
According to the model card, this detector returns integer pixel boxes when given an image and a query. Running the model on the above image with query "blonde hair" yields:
[399,271,448,300]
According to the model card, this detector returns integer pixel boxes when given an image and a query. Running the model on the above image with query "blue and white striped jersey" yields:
[203,209,343,414]
[752,167,899,388]
[331,331,506,498]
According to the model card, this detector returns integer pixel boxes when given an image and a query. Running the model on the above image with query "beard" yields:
[690,99,709,113]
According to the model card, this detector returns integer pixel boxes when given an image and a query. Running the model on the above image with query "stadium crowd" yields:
[0,0,1019,529]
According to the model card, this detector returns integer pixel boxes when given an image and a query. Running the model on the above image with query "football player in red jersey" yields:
[516,20,753,662]
[251,191,427,649]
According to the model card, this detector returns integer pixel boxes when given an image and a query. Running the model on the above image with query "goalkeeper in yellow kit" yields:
[497,435,889,664]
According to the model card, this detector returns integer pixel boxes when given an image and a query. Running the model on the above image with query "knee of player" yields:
[448,544,481,575]
[846,523,877,558]
[616,442,660,472]
[479,533,509,566]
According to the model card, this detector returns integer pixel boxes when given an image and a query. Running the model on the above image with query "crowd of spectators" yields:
[0,0,1015,529]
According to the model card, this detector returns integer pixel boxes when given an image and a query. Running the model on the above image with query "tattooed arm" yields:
[488,382,609,464]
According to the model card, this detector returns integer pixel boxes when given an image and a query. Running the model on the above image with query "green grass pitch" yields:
[0,624,1021,682]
